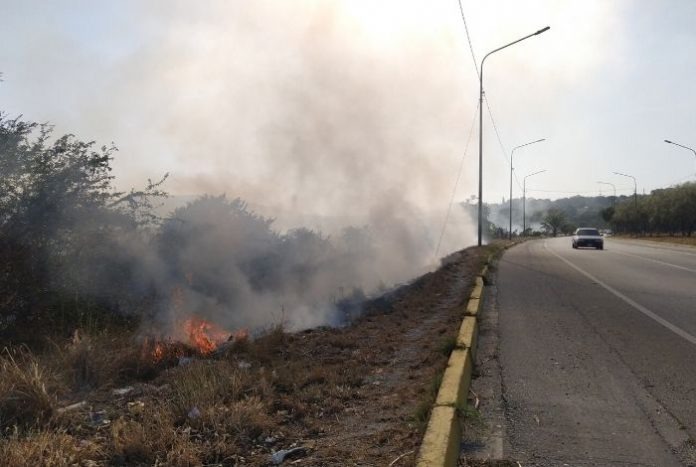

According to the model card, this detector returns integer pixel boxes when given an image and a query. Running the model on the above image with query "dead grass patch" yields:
[0,430,102,466]
[111,408,201,466]
[0,347,59,431]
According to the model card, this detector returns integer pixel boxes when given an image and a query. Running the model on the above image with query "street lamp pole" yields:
[523,169,546,235]
[665,139,696,177]
[597,181,617,204]
[613,171,637,209]
[509,138,545,239]
[477,26,551,246]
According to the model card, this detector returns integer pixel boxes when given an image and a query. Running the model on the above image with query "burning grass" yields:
[0,244,497,465]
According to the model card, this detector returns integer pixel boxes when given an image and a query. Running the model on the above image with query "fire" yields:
[152,342,165,362]
[182,317,230,355]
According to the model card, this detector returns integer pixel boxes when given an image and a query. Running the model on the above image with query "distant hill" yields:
[469,195,630,235]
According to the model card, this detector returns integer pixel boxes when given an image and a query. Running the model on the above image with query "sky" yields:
[2,0,696,236]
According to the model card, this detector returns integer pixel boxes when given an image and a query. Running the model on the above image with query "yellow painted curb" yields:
[435,348,473,408]
[465,298,481,316]
[456,316,478,359]
[416,406,461,467]
[480,265,488,278]
[470,277,484,300]
[417,247,501,467]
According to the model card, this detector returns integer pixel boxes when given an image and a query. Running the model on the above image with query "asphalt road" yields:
[497,237,696,466]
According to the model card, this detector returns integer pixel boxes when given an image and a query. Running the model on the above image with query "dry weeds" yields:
[0,244,498,466]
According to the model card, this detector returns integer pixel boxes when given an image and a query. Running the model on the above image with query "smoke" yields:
[98,1,480,332]
[2,1,483,334]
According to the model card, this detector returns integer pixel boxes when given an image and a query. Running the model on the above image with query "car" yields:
[572,227,604,250]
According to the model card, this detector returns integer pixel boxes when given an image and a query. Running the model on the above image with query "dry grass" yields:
[0,430,102,466]
[52,330,170,390]
[0,347,59,431]
[0,244,495,464]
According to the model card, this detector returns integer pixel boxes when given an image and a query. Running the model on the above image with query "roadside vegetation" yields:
[478,182,696,241]
[0,111,498,464]
[606,182,696,238]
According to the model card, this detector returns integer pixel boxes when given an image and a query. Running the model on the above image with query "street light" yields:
[509,138,545,239]
[477,26,551,246]
[597,181,617,204]
[613,171,637,209]
[523,169,546,235]
[665,139,696,177]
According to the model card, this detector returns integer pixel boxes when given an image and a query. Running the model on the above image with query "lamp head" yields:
[535,26,551,35]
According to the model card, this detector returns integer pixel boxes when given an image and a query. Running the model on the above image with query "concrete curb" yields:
[416,242,518,467]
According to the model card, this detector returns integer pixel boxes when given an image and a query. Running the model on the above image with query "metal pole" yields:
[613,171,637,209]
[477,26,550,247]
[523,177,526,235]
[665,139,696,178]
[508,139,545,240]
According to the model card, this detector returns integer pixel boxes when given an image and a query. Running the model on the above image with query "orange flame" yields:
[152,342,165,362]
[182,317,230,355]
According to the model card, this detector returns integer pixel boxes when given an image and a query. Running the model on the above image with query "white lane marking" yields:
[544,241,696,346]
[608,249,696,274]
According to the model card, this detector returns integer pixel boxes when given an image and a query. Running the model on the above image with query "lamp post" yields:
[613,171,637,209]
[597,181,617,204]
[509,138,545,239]
[523,169,546,235]
[665,139,696,177]
[477,26,551,246]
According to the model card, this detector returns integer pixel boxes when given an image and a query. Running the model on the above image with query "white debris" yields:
[112,386,134,396]
[187,406,201,420]
[57,401,87,413]
[271,447,306,465]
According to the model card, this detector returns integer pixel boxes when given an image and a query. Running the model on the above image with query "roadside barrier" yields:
[416,242,518,467]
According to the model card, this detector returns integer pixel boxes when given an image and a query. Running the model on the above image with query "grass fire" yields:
[0,2,490,464]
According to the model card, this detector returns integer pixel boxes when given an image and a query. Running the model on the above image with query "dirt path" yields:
[286,246,487,466]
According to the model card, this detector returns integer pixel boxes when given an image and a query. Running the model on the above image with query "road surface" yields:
[496,237,696,466]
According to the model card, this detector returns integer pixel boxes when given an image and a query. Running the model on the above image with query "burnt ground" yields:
[0,244,499,466]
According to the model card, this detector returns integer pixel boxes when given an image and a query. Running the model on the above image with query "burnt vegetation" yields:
[0,112,494,464]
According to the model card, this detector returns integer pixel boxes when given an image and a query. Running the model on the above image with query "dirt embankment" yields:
[0,245,494,466]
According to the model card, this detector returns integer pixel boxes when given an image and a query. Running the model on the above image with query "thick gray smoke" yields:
[1,1,481,336]
[106,2,481,333]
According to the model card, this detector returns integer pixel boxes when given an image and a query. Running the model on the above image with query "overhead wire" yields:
[434,100,480,261]
[433,0,482,261]
[456,0,521,191]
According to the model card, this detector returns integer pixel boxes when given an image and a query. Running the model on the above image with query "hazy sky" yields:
[2,0,696,225]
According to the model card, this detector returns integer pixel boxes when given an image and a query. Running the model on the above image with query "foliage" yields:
[541,208,567,237]
[610,182,696,236]
[0,114,166,340]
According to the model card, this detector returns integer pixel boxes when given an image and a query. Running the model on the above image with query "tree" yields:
[541,208,567,237]
[0,113,166,339]
[600,206,615,223]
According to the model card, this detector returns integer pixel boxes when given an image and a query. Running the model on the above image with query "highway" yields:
[496,237,696,466]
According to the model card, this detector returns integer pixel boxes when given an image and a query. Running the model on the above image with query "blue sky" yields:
[1,0,695,232]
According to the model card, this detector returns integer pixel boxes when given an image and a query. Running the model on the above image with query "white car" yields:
[572,228,604,250]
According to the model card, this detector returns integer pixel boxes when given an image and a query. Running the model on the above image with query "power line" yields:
[484,96,524,192]
[434,99,480,261]
[526,188,635,194]
[457,0,479,78]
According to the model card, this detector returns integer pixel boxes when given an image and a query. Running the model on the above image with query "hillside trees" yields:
[610,182,696,236]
